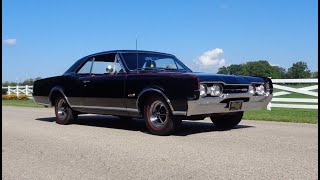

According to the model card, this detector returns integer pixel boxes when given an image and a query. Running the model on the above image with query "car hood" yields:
[185,72,265,85]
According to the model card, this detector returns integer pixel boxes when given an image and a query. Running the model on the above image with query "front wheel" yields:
[54,96,77,125]
[210,111,243,129]
[143,96,181,136]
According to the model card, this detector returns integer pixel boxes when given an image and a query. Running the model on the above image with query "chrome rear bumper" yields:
[187,93,272,116]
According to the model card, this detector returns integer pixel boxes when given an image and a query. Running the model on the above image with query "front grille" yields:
[222,85,249,93]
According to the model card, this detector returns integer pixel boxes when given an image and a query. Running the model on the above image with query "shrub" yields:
[17,94,29,100]
[2,94,29,100]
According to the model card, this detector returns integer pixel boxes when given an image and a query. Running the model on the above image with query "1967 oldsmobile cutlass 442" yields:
[33,50,273,135]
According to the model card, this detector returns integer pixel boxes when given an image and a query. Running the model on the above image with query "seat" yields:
[145,60,156,68]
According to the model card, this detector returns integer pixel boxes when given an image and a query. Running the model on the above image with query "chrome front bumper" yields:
[187,93,272,116]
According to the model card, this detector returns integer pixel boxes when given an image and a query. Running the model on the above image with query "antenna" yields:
[136,34,138,51]
[136,34,139,73]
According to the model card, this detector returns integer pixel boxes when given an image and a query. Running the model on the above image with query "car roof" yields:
[88,50,175,57]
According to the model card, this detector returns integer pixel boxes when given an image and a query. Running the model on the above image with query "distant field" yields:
[243,108,318,124]
[2,100,44,108]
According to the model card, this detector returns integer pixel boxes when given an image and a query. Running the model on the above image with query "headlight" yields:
[208,84,223,96]
[248,85,255,94]
[255,84,266,95]
[200,84,207,97]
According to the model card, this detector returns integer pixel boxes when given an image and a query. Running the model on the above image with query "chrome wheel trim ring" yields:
[57,98,67,120]
[149,100,169,129]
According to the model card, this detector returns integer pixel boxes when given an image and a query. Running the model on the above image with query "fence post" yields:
[267,102,271,110]
[25,85,28,95]
[8,86,11,95]
[16,85,19,96]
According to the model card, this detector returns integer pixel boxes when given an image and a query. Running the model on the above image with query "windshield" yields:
[120,53,192,72]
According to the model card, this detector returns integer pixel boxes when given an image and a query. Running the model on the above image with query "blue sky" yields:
[2,0,318,82]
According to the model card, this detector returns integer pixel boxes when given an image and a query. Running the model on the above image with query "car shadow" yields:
[35,115,254,136]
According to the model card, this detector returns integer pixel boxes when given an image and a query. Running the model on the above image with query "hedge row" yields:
[2,94,29,100]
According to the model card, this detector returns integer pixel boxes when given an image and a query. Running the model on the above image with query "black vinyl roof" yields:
[64,50,175,74]
[88,50,174,57]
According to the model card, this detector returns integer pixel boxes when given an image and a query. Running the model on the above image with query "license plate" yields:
[229,101,243,111]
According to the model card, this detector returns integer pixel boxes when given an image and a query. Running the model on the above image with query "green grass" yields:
[244,108,318,124]
[2,100,44,108]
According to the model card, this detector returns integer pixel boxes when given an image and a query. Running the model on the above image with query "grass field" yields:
[2,99,318,124]
[2,100,44,108]
[243,108,318,124]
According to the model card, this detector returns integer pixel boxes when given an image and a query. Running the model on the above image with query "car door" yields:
[67,57,95,108]
[80,53,127,116]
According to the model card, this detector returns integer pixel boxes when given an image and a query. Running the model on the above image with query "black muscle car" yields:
[33,50,273,135]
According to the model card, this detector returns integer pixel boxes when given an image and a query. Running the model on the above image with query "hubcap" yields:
[149,100,169,129]
[57,99,67,119]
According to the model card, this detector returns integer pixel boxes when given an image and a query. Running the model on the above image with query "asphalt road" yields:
[2,106,318,180]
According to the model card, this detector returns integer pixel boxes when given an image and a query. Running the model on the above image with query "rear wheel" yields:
[54,96,77,125]
[210,111,243,129]
[143,95,181,135]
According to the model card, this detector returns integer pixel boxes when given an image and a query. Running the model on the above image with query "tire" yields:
[143,95,181,135]
[54,96,77,125]
[210,111,243,129]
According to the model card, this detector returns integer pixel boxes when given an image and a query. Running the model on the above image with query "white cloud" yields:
[194,48,226,72]
[3,38,16,45]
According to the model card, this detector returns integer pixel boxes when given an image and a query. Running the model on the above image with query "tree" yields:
[228,64,243,75]
[311,71,318,78]
[2,77,42,86]
[286,61,310,78]
[217,66,229,74]
[217,64,244,75]
[239,60,274,77]
[270,66,286,79]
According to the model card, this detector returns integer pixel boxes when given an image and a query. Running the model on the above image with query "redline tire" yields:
[54,96,77,125]
[143,95,181,135]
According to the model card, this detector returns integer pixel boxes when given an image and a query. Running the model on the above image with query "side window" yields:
[77,60,93,74]
[77,54,125,75]
[91,61,113,75]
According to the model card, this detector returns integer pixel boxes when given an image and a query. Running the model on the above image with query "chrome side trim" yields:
[136,88,182,115]
[126,108,139,112]
[33,95,51,107]
[172,111,187,116]
[71,105,139,112]
[38,102,51,107]
[48,87,71,107]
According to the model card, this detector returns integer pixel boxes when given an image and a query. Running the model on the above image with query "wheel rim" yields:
[57,99,67,120]
[149,100,169,129]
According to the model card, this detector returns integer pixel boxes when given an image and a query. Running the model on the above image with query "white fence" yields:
[2,85,33,97]
[268,78,318,110]
[2,79,318,110]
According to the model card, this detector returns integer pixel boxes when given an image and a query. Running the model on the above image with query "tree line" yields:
[217,61,317,78]
[2,77,42,87]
